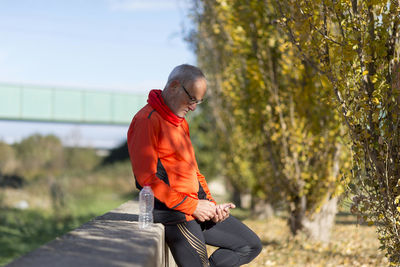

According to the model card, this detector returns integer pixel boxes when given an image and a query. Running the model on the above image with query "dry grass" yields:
[208,213,387,267]
[1,162,135,214]
[1,167,389,267]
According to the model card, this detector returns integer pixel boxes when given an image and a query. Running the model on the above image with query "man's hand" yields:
[192,200,216,222]
[212,203,236,223]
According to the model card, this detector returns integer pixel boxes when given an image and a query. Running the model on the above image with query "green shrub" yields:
[0,141,18,175]
[65,147,100,172]
[14,134,64,180]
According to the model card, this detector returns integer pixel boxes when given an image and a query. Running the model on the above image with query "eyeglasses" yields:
[181,84,203,104]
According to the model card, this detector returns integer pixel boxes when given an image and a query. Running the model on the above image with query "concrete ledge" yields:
[7,201,176,267]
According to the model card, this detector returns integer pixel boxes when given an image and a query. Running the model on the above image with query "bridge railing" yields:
[0,83,146,125]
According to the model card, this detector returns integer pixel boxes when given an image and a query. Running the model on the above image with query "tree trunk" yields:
[231,184,242,208]
[288,194,307,235]
[288,195,338,242]
[252,198,274,219]
[300,144,341,242]
[302,196,338,242]
[289,144,341,241]
[240,193,252,209]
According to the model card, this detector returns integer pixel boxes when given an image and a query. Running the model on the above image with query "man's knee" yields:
[252,239,263,258]
[236,238,262,262]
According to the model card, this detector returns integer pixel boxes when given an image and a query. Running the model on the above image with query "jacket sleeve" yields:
[196,170,216,204]
[127,115,198,215]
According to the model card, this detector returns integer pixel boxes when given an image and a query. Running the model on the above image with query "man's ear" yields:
[169,80,180,90]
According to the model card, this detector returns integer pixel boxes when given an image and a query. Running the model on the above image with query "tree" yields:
[187,105,222,182]
[0,141,18,176]
[15,134,65,180]
[65,147,100,172]
[189,0,348,241]
[275,0,400,263]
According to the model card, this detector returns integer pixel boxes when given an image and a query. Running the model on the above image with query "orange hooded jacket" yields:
[127,90,215,224]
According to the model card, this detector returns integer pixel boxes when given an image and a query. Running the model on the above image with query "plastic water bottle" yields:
[139,185,154,229]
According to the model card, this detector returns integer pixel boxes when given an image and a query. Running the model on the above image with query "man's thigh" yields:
[165,220,209,267]
[203,215,262,266]
[203,215,259,248]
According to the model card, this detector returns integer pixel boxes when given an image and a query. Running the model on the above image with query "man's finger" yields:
[217,207,223,217]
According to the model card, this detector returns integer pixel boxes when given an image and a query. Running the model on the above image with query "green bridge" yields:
[0,83,147,125]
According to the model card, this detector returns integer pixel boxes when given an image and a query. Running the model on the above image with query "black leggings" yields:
[164,216,262,267]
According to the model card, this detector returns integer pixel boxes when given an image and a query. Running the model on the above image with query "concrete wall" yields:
[7,201,177,267]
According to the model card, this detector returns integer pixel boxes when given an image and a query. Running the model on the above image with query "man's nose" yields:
[188,103,197,111]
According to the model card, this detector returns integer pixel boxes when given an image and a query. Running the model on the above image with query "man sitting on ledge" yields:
[127,64,262,267]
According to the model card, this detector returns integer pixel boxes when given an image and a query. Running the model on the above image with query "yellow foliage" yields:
[275,0,400,263]
[193,0,351,244]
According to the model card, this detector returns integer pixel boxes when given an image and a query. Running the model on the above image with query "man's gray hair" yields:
[166,64,206,87]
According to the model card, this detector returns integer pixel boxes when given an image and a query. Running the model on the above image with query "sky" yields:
[0,0,196,148]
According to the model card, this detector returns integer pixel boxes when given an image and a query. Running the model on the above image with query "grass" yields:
[0,208,94,266]
[0,161,390,266]
[0,161,135,266]
[244,216,386,266]
[205,209,388,267]
[3,207,386,267]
